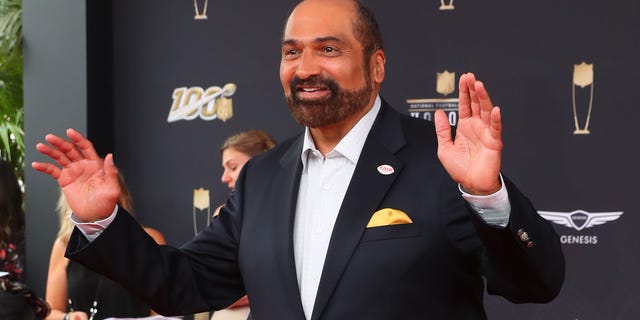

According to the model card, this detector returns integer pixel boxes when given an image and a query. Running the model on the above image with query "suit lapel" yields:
[273,135,306,317]
[311,102,406,319]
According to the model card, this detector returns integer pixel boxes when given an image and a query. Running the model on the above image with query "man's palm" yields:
[434,73,502,195]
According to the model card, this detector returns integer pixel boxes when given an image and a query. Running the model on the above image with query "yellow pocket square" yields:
[366,208,413,228]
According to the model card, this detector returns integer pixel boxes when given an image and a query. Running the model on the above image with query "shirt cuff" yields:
[70,205,119,242]
[459,174,511,228]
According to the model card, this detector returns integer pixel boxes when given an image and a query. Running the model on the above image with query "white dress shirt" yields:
[293,97,381,319]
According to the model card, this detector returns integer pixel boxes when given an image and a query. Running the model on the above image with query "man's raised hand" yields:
[32,128,120,222]
[434,73,503,195]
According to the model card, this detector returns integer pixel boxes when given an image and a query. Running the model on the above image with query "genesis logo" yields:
[538,210,623,231]
[538,210,623,245]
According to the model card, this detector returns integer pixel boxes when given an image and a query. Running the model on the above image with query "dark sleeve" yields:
[443,176,565,303]
[65,200,246,316]
[470,177,565,303]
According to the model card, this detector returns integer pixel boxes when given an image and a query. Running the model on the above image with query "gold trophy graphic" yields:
[439,0,455,10]
[572,62,594,135]
[193,0,208,20]
[193,188,211,235]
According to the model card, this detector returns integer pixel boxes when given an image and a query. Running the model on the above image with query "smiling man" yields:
[281,0,384,155]
[33,0,565,319]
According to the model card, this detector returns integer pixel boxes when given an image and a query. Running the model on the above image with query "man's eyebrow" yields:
[282,39,298,46]
[315,36,343,43]
[282,36,344,46]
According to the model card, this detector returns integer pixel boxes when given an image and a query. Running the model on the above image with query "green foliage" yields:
[0,0,22,56]
[0,0,24,184]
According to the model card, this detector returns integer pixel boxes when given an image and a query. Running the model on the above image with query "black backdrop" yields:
[26,0,640,319]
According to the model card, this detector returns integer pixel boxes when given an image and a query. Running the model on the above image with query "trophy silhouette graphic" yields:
[572,62,594,135]
[194,0,208,20]
[439,0,455,10]
[193,188,211,235]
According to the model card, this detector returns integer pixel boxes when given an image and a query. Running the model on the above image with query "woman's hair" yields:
[0,160,24,245]
[56,172,134,244]
[220,130,276,157]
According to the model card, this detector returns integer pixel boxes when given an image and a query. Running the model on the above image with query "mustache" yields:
[289,75,339,96]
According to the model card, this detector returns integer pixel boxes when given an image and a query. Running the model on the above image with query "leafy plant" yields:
[0,0,24,184]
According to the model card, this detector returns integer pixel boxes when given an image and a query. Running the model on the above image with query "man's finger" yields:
[104,153,119,181]
[31,161,61,180]
[45,133,85,162]
[36,142,71,167]
[104,153,123,204]
[458,73,472,119]
[475,81,494,125]
[465,73,480,118]
[67,128,101,161]
[434,109,453,146]
[490,107,502,139]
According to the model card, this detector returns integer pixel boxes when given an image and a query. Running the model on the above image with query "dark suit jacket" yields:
[67,100,564,319]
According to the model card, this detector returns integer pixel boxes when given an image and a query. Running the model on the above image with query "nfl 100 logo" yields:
[167,83,236,123]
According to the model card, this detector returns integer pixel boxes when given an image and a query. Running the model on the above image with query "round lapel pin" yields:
[377,164,394,175]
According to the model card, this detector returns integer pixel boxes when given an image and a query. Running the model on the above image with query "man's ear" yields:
[371,49,386,83]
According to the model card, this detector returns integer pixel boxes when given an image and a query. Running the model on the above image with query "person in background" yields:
[209,130,276,320]
[220,130,277,192]
[45,172,166,320]
[0,159,50,319]
[0,159,25,284]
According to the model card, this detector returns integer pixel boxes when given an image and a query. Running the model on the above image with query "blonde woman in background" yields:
[211,130,276,320]
[45,173,165,320]
[219,130,277,192]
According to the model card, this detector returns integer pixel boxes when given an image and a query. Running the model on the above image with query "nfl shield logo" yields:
[436,70,456,96]
[573,62,593,88]
[193,188,210,210]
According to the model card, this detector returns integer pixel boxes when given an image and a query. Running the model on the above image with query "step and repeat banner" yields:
[106,1,639,319]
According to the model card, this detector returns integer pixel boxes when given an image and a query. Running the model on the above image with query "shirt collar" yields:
[301,95,381,166]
